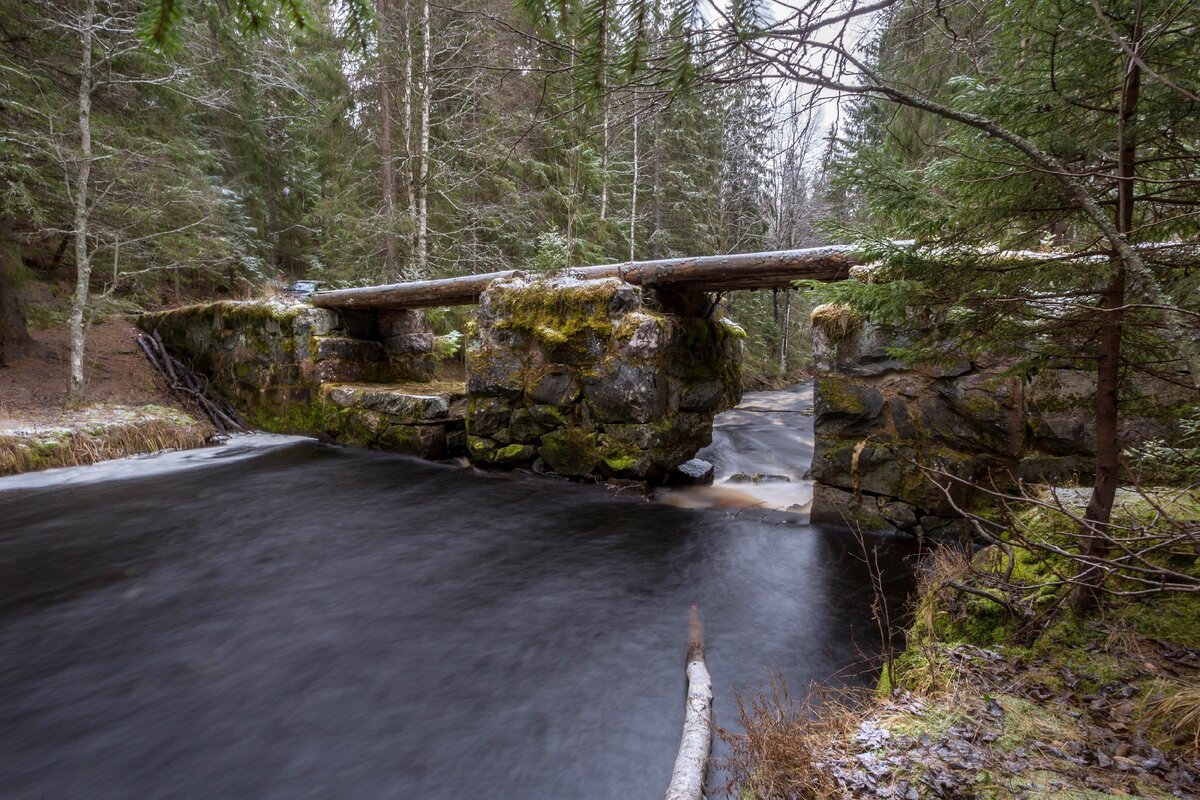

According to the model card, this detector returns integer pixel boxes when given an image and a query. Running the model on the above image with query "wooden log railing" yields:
[310,245,861,310]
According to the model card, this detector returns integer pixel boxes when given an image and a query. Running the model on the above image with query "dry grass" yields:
[0,411,210,476]
[721,676,868,800]
[911,546,974,641]
[809,303,861,339]
[1144,681,1200,756]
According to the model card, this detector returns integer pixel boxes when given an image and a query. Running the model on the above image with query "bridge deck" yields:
[311,246,861,310]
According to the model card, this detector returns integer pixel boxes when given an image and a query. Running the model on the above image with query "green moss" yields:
[1113,591,1200,645]
[816,374,868,415]
[810,302,862,339]
[599,435,643,473]
[494,443,537,463]
[467,435,498,461]
[377,424,423,451]
[956,392,1004,418]
[528,404,565,427]
[245,395,342,436]
[718,317,747,338]
[493,278,617,347]
[538,427,600,476]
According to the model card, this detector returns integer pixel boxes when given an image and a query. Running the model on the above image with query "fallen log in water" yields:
[665,605,714,800]
[310,246,859,310]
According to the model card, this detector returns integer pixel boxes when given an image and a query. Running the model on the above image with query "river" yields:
[0,383,916,799]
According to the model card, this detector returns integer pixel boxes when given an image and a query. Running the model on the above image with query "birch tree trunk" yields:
[415,0,430,275]
[402,0,417,267]
[67,0,96,405]
[629,107,639,262]
[599,101,610,223]
[377,0,399,281]
[664,605,713,800]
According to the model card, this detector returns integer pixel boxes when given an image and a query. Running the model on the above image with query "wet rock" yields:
[315,336,384,362]
[467,396,512,437]
[670,458,714,485]
[538,428,601,476]
[466,347,525,398]
[383,332,435,356]
[508,407,550,442]
[880,499,919,530]
[377,309,427,337]
[492,442,537,465]
[582,361,666,423]
[679,379,727,412]
[528,367,580,407]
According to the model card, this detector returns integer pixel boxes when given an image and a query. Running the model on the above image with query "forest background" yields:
[0,0,837,391]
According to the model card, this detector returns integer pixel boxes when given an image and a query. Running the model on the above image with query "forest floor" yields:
[726,490,1200,799]
[0,317,213,475]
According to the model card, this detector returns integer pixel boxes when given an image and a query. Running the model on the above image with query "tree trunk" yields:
[629,106,639,262]
[664,605,712,800]
[414,0,430,276]
[652,115,663,259]
[67,0,95,405]
[377,0,399,281]
[1073,13,1141,612]
[402,0,416,271]
[599,100,610,224]
[780,289,792,377]
[0,216,33,367]
[311,245,860,309]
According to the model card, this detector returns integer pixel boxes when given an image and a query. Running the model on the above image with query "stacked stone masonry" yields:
[137,280,744,480]
[465,275,743,480]
[138,301,462,459]
[808,311,1195,539]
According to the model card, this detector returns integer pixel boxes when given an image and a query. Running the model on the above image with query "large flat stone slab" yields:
[321,381,466,425]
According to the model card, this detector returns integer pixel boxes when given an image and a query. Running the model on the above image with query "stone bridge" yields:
[139,245,859,483]
[138,245,1193,537]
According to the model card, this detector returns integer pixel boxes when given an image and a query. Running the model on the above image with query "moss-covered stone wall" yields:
[464,275,743,480]
[136,301,457,458]
[809,315,1196,538]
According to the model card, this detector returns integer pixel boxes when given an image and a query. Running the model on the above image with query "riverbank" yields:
[0,319,213,475]
[727,488,1200,799]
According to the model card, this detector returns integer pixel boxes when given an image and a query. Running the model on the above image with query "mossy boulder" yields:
[538,428,601,476]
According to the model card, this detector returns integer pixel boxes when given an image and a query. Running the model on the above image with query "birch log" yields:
[665,605,713,800]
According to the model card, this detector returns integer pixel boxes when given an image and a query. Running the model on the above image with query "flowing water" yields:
[665,383,817,520]
[0,384,916,799]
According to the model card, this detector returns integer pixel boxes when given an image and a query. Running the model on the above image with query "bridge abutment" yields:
[138,301,464,458]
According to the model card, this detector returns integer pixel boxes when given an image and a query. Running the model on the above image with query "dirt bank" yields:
[0,318,213,475]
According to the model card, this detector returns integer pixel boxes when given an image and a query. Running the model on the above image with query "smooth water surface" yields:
[0,388,915,799]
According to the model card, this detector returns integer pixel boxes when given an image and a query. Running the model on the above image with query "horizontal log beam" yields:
[310,245,862,310]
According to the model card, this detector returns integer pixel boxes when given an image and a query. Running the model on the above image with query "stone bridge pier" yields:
[138,273,743,481]
[464,274,743,478]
